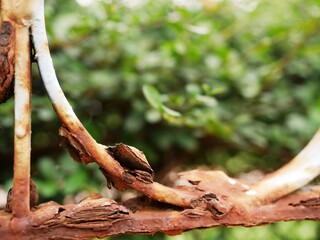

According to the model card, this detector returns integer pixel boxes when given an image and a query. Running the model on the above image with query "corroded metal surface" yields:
[5,180,39,213]
[0,20,14,103]
[1,0,320,238]
[1,174,320,240]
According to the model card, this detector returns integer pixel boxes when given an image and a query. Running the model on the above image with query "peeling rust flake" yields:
[63,198,130,229]
[290,197,320,207]
[108,144,154,183]
[202,193,230,219]
[108,144,153,173]
[59,126,94,164]
[182,209,205,218]
[0,20,15,103]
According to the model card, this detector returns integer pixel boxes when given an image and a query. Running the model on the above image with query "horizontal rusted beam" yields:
[0,186,320,240]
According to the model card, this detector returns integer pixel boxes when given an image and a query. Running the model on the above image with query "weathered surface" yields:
[1,0,320,238]
[5,180,39,213]
[108,143,154,184]
[59,126,196,208]
[0,20,14,103]
[0,172,320,240]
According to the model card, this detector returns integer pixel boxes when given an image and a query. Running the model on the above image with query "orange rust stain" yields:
[4,2,33,26]
[11,177,30,217]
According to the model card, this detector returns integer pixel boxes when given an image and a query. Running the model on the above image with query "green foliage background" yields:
[1,0,320,239]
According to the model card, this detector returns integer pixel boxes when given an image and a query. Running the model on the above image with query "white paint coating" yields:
[14,26,31,141]
[245,189,257,196]
[14,78,30,127]
[247,129,320,203]
[31,0,80,125]
[15,125,26,138]
[228,178,237,185]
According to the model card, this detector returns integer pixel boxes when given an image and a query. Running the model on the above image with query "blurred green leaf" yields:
[64,170,88,195]
[38,157,58,181]
[35,180,59,198]
[162,105,181,117]
[142,84,163,110]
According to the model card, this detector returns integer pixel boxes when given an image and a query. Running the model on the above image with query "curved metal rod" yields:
[245,129,320,204]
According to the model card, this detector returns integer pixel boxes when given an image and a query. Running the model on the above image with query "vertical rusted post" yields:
[1,0,34,217]
[12,24,31,217]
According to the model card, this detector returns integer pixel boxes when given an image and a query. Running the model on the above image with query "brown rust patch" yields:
[289,197,320,207]
[108,144,153,175]
[108,144,154,184]
[5,179,38,213]
[0,20,15,103]
[202,193,229,219]
[59,126,94,164]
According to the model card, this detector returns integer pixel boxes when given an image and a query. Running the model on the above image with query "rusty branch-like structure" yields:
[1,0,33,218]
[12,23,32,218]
[1,171,320,239]
[1,0,320,239]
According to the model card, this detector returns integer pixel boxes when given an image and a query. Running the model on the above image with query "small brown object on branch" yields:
[5,179,39,213]
[0,20,15,103]
[59,126,95,164]
[108,143,154,183]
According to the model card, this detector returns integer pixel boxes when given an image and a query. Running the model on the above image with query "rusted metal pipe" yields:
[1,0,34,218]
[12,24,32,218]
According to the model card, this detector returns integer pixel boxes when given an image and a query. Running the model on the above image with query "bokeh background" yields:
[1,0,320,239]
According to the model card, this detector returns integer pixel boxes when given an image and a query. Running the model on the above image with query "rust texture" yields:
[1,0,320,238]
[0,20,15,103]
[108,144,154,184]
[5,179,39,213]
[0,171,320,240]
[59,126,195,208]
[11,23,32,218]
[60,126,94,164]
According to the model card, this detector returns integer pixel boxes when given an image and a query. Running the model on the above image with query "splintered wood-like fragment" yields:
[108,144,153,174]
[60,126,94,164]
[58,198,130,229]
[108,144,154,184]
[0,20,15,103]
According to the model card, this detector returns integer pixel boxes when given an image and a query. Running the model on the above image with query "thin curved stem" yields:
[31,0,80,129]
[31,0,123,177]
